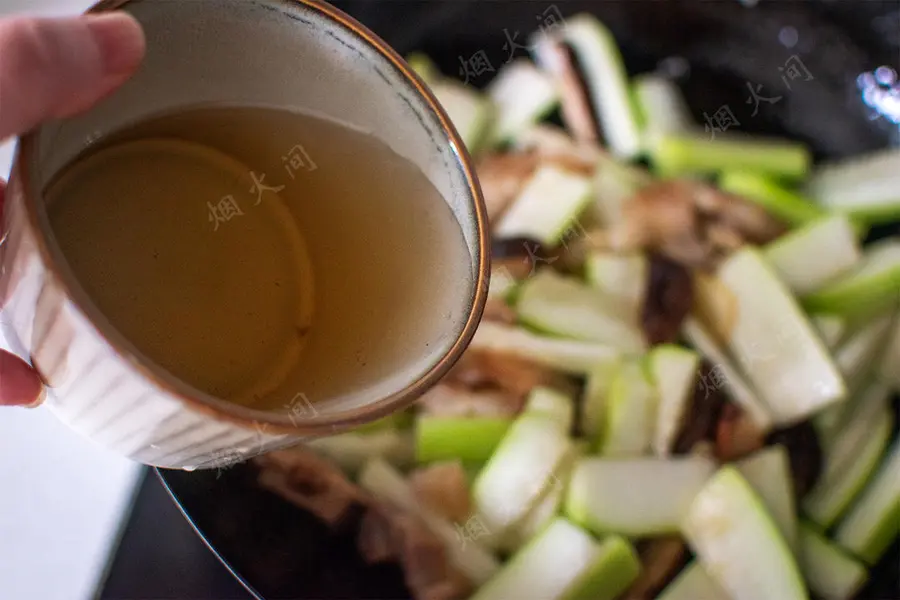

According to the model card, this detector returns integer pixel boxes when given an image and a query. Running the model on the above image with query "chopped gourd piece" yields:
[486,59,559,145]
[715,247,846,426]
[471,518,640,600]
[653,134,810,180]
[682,318,774,431]
[584,252,647,318]
[832,313,895,396]
[633,74,695,150]
[495,165,594,246]
[649,345,701,457]
[522,386,575,431]
[566,456,715,537]
[833,438,900,565]
[682,467,808,600]
[877,318,900,391]
[580,359,622,437]
[415,416,512,464]
[406,52,439,84]
[553,15,643,159]
[473,414,574,536]
[719,171,825,226]
[799,524,869,600]
[735,445,798,551]
[430,80,494,155]
[803,238,900,317]
[598,361,657,456]
[656,562,729,600]
[591,152,652,226]
[805,147,900,223]
[517,270,645,353]
[804,392,893,529]
[469,322,621,374]
[811,315,846,351]
[358,458,500,584]
[764,214,862,295]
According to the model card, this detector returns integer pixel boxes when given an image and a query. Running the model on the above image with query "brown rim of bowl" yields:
[13,0,490,437]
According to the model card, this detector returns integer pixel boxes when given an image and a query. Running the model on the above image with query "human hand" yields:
[0,12,145,406]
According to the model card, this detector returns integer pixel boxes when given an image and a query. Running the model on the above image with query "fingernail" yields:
[0,350,44,407]
[84,12,146,77]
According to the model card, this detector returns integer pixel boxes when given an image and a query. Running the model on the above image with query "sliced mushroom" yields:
[531,37,599,144]
[359,503,472,600]
[409,460,472,523]
[476,153,540,223]
[586,180,786,270]
[418,383,523,418]
[446,350,574,402]
[624,537,690,600]
[641,252,695,346]
[672,361,726,455]
[766,421,823,501]
[715,402,766,462]
[255,448,369,526]
[514,124,601,172]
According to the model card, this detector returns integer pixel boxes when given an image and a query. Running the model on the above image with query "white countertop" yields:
[0,3,146,600]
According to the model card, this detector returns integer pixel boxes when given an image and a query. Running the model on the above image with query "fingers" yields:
[0,13,146,141]
[0,350,43,407]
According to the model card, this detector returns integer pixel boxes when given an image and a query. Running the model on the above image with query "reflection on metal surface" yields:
[858,66,900,126]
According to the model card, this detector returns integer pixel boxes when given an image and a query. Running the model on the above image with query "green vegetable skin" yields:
[682,467,808,600]
[516,270,646,353]
[805,147,900,223]
[522,387,575,431]
[652,133,810,180]
[834,437,900,565]
[580,359,622,437]
[764,214,862,296]
[877,318,900,391]
[735,445,798,551]
[832,314,895,396]
[799,524,869,600]
[719,171,824,226]
[597,361,657,456]
[657,563,728,600]
[566,457,715,536]
[715,247,846,425]
[556,15,642,159]
[495,165,594,246]
[803,239,900,317]
[648,345,700,457]
[415,416,511,464]
[473,414,574,536]
[471,518,639,600]
[805,403,893,529]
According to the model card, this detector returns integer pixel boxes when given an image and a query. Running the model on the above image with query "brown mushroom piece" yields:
[476,153,539,223]
[255,448,368,526]
[766,421,823,501]
[531,37,600,144]
[586,180,786,270]
[641,252,695,346]
[714,401,766,462]
[359,503,472,600]
[672,361,726,455]
[445,350,575,402]
[409,461,472,524]
[623,537,690,600]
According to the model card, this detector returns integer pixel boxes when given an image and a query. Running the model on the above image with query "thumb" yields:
[0,13,146,141]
